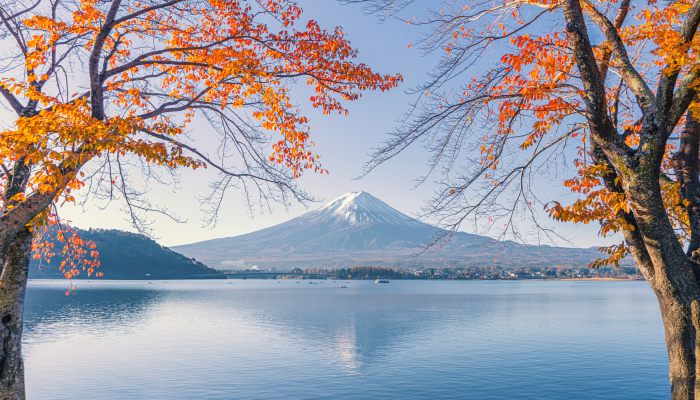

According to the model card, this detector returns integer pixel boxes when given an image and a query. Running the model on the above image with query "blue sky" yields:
[57,0,614,249]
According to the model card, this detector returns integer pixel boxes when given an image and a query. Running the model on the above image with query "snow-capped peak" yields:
[174,190,599,270]
[317,191,415,225]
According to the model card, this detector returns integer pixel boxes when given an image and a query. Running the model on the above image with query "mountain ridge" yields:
[175,191,612,269]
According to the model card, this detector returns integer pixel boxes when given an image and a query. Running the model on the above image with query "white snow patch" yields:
[317,191,415,225]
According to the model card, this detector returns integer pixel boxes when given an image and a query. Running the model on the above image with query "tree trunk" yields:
[620,169,700,399]
[655,294,700,399]
[0,227,32,400]
[629,249,700,400]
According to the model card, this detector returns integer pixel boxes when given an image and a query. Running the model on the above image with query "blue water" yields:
[22,280,668,399]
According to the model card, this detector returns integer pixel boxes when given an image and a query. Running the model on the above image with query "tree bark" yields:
[655,292,700,399]
[622,170,700,400]
[677,113,700,258]
[0,227,32,400]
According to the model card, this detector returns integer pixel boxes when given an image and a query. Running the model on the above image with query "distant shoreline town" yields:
[30,230,640,281]
[223,266,643,281]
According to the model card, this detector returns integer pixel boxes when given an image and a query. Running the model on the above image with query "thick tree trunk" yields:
[0,227,32,400]
[611,175,700,400]
[621,168,700,399]
[656,294,700,399]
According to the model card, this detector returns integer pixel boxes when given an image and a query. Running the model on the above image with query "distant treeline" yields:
[228,266,642,280]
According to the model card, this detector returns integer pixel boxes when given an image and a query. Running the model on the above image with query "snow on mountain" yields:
[317,191,414,225]
[174,191,603,269]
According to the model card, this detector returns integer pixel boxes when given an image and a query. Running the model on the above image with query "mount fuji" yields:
[174,191,606,269]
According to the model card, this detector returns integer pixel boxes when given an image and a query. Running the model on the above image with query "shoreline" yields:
[556,277,643,281]
[28,277,645,282]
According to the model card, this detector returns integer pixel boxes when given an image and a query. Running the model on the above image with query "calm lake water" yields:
[23,279,667,399]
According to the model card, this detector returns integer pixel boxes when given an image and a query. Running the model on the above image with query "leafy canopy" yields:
[364,0,698,267]
[0,0,400,278]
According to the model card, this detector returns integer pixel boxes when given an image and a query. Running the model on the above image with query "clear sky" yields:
[56,0,615,249]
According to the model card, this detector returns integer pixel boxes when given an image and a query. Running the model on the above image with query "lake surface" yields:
[23,280,668,399]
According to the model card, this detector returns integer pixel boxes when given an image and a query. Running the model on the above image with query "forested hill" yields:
[30,229,224,280]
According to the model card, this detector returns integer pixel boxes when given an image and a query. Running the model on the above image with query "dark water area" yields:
[23,279,668,399]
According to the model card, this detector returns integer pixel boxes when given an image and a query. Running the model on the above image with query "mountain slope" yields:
[175,192,608,269]
[30,229,225,279]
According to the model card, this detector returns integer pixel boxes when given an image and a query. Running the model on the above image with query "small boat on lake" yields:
[374,279,390,284]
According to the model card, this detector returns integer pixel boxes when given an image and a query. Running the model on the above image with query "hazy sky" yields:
[56,1,615,249]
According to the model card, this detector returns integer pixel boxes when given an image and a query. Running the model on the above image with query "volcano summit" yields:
[174,192,603,269]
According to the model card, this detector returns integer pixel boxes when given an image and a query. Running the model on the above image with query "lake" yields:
[23,279,668,399]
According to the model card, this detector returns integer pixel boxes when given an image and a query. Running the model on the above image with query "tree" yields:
[0,0,400,397]
[354,0,700,398]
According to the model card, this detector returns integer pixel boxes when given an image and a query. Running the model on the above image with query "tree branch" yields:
[562,0,631,165]
[583,0,655,112]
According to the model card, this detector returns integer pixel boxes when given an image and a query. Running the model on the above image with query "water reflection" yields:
[24,282,162,344]
[208,288,492,373]
[22,280,669,400]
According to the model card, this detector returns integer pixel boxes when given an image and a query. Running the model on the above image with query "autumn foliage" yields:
[366,0,698,268]
[361,2,700,394]
[32,220,101,280]
[0,0,400,279]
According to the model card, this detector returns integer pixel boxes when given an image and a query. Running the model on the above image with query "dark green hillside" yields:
[30,229,224,280]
